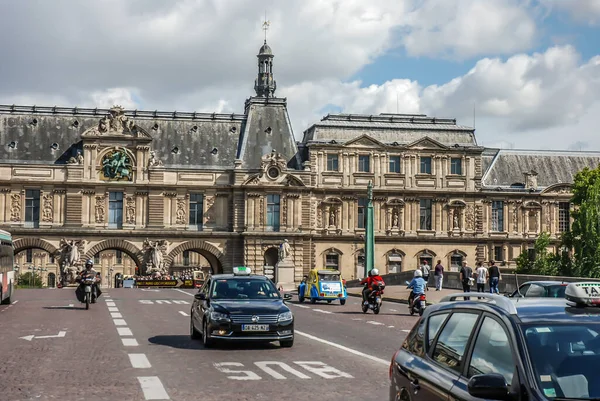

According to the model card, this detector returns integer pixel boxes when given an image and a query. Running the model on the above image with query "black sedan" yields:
[190,272,294,348]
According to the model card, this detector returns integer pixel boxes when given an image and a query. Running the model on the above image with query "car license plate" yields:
[242,324,269,332]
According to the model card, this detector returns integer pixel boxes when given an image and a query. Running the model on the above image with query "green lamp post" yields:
[364,181,375,277]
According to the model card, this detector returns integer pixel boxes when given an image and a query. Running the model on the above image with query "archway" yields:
[171,250,214,276]
[47,273,56,288]
[84,239,144,269]
[264,248,279,282]
[13,238,58,256]
[165,240,224,275]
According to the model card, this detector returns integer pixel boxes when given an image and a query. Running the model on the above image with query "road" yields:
[0,288,419,401]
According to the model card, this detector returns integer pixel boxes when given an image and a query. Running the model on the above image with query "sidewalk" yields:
[347,285,460,305]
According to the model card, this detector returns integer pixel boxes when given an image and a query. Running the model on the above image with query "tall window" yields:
[183,250,190,266]
[388,252,402,273]
[357,251,365,274]
[116,250,123,264]
[266,194,280,231]
[327,154,339,171]
[357,198,367,229]
[389,156,401,173]
[189,193,204,229]
[358,155,370,172]
[420,157,432,174]
[420,199,432,230]
[450,158,462,175]
[491,201,504,232]
[108,192,123,228]
[25,189,40,228]
[494,246,504,262]
[26,249,33,263]
[94,253,100,264]
[325,253,339,269]
[558,202,570,232]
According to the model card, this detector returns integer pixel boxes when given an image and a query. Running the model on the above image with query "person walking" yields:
[459,261,473,300]
[475,261,488,299]
[420,260,431,291]
[488,260,501,294]
[434,260,444,291]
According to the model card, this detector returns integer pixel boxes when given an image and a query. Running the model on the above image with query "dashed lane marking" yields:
[388,326,395,328]
[290,304,310,309]
[108,307,119,312]
[11,300,18,304]
[366,321,385,326]
[122,338,139,347]
[178,311,189,317]
[137,376,170,400]
[117,327,133,336]
[113,319,127,326]
[295,330,389,366]
[106,302,116,307]
[401,329,411,333]
[138,300,190,305]
[389,309,397,312]
[129,353,152,369]
[312,309,333,314]
[214,361,353,381]
[111,312,123,318]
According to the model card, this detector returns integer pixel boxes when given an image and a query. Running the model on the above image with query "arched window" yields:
[356,249,365,277]
[450,252,463,272]
[325,252,340,270]
[387,251,403,273]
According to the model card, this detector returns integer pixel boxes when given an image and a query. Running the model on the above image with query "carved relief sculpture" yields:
[453,209,460,229]
[59,239,84,284]
[67,151,84,165]
[278,239,293,263]
[316,203,322,228]
[205,196,215,223]
[143,239,169,277]
[448,208,454,230]
[176,198,186,225]
[148,150,164,168]
[513,205,519,231]
[125,196,136,225]
[95,195,106,223]
[10,193,21,222]
[329,207,336,227]
[101,147,133,181]
[465,204,475,231]
[545,208,551,231]
[42,192,54,222]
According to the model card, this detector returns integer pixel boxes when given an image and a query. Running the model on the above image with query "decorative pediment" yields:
[385,198,405,207]
[343,134,388,148]
[405,136,448,150]
[447,199,467,208]
[241,171,305,187]
[523,200,542,208]
[260,149,288,172]
[322,197,343,205]
[81,106,152,139]
[541,183,572,195]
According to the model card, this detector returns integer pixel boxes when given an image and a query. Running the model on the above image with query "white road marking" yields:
[173,289,194,296]
[111,312,123,318]
[294,361,353,379]
[401,329,411,333]
[141,289,160,292]
[137,376,170,400]
[214,362,261,381]
[155,300,171,304]
[106,302,116,307]
[113,319,127,326]
[254,361,311,380]
[352,318,362,321]
[178,311,189,316]
[388,326,395,328]
[129,353,152,369]
[295,330,389,366]
[366,321,385,326]
[291,304,310,309]
[108,307,119,312]
[312,309,333,314]
[139,300,154,304]
[172,300,189,304]
[11,300,18,304]
[122,338,139,346]
[117,327,133,336]
[389,309,397,312]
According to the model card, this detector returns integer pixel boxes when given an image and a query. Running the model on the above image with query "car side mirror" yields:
[283,293,292,301]
[194,293,206,301]
[467,374,511,401]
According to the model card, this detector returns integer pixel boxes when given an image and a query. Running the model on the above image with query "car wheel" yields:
[310,298,316,304]
[298,295,305,303]
[327,300,332,304]
[202,320,213,348]
[362,304,368,313]
[340,299,346,306]
[373,306,380,315]
[190,317,201,340]
[280,339,294,348]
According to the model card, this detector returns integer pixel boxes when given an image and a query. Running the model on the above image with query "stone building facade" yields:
[2,40,600,286]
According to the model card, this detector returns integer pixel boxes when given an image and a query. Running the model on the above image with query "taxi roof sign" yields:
[233,266,251,276]
[565,282,600,307]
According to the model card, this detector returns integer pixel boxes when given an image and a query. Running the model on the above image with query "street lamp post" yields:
[28,266,36,288]
[364,181,375,278]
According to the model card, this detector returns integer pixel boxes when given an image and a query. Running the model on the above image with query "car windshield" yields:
[210,279,280,300]
[522,323,600,399]
[318,273,340,282]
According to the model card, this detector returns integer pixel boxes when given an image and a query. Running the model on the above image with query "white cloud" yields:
[545,0,600,25]
[88,88,139,109]
[402,0,537,59]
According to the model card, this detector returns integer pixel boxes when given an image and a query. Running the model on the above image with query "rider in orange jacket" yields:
[360,268,385,305]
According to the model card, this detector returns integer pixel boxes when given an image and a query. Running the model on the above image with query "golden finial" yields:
[262,12,270,43]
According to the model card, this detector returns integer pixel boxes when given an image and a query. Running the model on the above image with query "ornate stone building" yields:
[2,40,600,286]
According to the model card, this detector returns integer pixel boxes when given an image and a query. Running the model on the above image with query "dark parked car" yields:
[507,280,567,298]
[389,283,600,401]
[190,266,294,348]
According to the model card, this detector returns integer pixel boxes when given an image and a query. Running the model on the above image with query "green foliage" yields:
[562,165,600,278]
[17,272,43,288]
[516,232,560,276]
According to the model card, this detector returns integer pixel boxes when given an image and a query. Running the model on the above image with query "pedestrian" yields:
[488,260,501,294]
[459,261,473,300]
[475,261,488,298]
[420,260,430,291]
[434,260,444,291]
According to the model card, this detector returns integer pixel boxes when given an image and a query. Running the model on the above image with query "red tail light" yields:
[320,293,325,297]
[419,295,426,301]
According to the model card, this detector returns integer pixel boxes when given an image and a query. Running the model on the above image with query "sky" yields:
[0,0,599,150]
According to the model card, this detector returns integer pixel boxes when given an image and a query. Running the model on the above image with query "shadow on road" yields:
[42,306,83,310]
[335,311,412,317]
[147,335,283,351]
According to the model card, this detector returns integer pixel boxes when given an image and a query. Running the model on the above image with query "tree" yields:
[17,272,43,288]
[562,165,600,278]
[516,232,560,276]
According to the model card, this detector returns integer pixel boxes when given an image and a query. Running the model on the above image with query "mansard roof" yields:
[482,149,600,189]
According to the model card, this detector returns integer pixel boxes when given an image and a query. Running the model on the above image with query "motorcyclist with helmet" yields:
[407,269,426,310]
[360,268,385,305]
[76,259,102,303]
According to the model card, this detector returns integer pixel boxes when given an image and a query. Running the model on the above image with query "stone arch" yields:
[84,239,144,269]
[165,240,224,274]
[13,237,59,256]
[446,249,468,270]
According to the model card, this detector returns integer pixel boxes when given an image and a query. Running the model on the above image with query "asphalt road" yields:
[0,288,419,401]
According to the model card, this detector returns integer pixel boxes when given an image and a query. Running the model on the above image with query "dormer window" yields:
[420,157,432,174]
[327,154,339,171]
[358,155,370,172]
[450,158,462,175]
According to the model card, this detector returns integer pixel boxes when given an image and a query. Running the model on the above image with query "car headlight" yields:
[278,311,293,322]
[210,311,230,321]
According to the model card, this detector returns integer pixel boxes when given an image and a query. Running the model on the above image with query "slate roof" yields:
[482,149,600,189]
[0,103,298,170]
[301,113,477,147]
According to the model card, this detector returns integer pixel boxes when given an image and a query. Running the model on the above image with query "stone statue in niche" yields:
[392,209,399,228]
[58,239,84,284]
[329,208,336,227]
[67,151,84,165]
[278,239,293,262]
[453,209,460,229]
[143,239,168,277]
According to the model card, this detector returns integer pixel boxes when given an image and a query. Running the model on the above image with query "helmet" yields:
[371,268,379,276]
[85,259,94,268]
[414,269,423,277]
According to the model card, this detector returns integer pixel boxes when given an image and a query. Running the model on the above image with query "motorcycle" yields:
[406,281,427,316]
[77,276,98,310]
[361,282,385,314]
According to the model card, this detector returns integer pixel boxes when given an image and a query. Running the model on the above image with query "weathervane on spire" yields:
[262,12,270,43]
